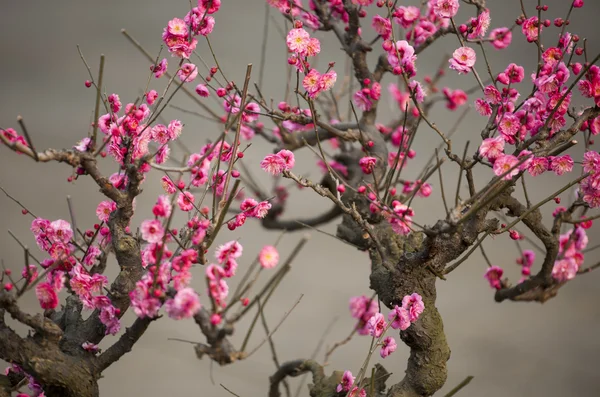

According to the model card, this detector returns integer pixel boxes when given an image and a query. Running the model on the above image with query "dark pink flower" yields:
[484,266,504,289]
[36,282,58,309]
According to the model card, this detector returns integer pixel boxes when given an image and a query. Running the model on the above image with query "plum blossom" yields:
[36,282,58,309]
[449,47,476,74]
[380,336,397,358]
[388,305,411,330]
[479,137,504,161]
[337,370,355,393]
[140,219,165,244]
[366,312,386,337]
[433,0,459,18]
[484,266,504,289]
[402,293,424,322]
[165,288,202,319]
[259,246,279,269]
[493,154,520,180]
[178,191,195,211]
[260,150,295,175]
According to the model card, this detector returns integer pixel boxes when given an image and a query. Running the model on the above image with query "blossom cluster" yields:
[285,21,337,99]
[551,226,588,282]
[349,293,424,356]
[30,218,120,335]
[162,0,220,59]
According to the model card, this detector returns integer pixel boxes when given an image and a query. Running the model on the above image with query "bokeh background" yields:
[1,1,600,396]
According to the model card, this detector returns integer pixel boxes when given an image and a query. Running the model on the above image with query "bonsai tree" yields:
[0,0,598,396]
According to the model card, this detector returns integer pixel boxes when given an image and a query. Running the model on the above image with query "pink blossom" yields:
[165,288,202,320]
[479,137,504,161]
[318,70,337,92]
[522,17,542,42]
[493,154,520,180]
[433,0,459,18]
[467,9,491,39]
[372,15,392,40]
[409,80,426,103]
[96,201,116,223]
[394,6,420,28]
[286,28,310,55]
[152,195,172,218]
[36,282,58,309]
[349,295,377,320]
[303,69,321,98]
[336,370,355,393]
[259,246,279,269]
[359,156,377,174]
[177,191,195,211]
[353,90,373,111]
[402,293,424,322]
[161,176,177,194]
[449,47,476,74]
[195,84,210,97]
[549,155,574,176]
[261,150,295,175]
[527,157,549,176]
[499,63,525,84]
[216,241,243,263]
[388,305,411,330]
[349,387,367,397]
[73,137,92,152]
[140,219,165,244]
[489,28,512,50]
[367,313,386,337]
[146,89,158,105]
[380,336,397,358]
[168,119,183,139]
[484,266,504,290]
[152,58,168,78]
[498,113,521,143]
[552,258,578,282]
[443,88,468,110]
[167,18,188,37]
[82,342,100,353]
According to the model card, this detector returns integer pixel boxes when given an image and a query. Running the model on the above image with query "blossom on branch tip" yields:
[484,266,504,290]
[259,245,279,269]
[260,150,295,175]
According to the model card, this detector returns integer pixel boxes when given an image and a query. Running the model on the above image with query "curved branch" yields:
[262,204,343,231]
[268,359,324,397]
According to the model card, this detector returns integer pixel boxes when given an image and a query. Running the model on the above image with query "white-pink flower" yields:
[493,154,520,180]
[259,245,279,269]
[479,137,505,161]
[140,219,165,244]
[449,47,476,75]
[433,0,459,18]
[165,287,202,320]
[177,63,198,82]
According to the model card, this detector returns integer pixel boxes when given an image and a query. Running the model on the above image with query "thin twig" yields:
[246,294,304,357]
[443,376,474,397]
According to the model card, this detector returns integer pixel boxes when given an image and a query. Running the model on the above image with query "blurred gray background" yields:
[1,1,600,396]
